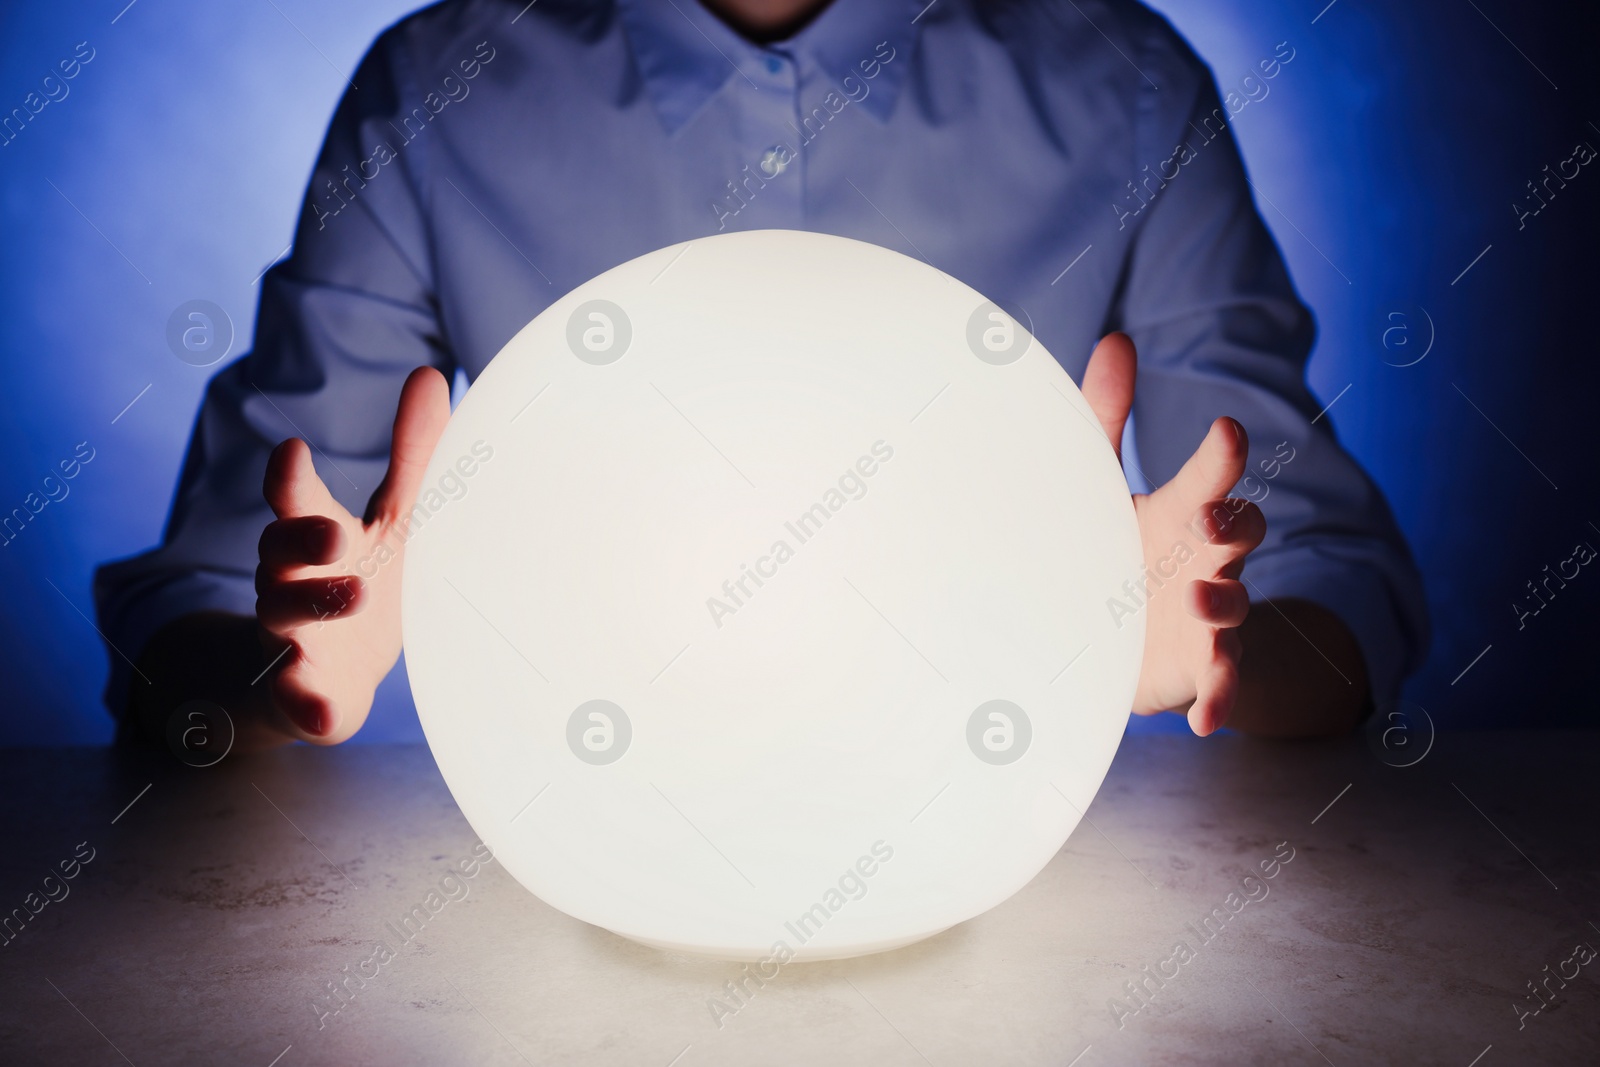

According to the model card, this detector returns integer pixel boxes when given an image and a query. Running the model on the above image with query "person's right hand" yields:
[254,366,451,743]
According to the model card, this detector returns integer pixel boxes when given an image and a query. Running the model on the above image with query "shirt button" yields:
[760,146,789,176]
[764,55,783,74]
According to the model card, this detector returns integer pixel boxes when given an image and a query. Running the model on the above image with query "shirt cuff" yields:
[1241,544,1422,715]
[93,566,258,729]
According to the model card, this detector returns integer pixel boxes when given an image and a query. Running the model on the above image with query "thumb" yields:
[264,437,341,520]
[365,366,452,527]
[1082,332,1136,463]
[1167,416,1248,512]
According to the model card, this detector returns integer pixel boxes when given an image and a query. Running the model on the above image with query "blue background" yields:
[0,0,1594,743]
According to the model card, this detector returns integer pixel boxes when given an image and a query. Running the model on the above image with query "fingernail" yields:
[1208,585,1221,614]
[304,520,331,559]
[291,703,328,737]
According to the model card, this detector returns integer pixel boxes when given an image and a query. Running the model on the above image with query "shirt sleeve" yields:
[1111,72,1429,711]
[93,30,451,721]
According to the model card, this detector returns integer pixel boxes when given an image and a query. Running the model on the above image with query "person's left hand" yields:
[1080,332,1266,735]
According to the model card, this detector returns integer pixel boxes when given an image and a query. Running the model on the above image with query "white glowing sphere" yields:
[403,230,1143,961]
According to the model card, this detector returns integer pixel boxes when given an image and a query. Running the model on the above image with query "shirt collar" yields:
[616,0,920,135]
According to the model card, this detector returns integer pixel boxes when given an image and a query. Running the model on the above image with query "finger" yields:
[258,516,345,578]
[1187,654,1239,736]
[1081,332,1136,464]
[1185,578,1249,627]
[269,661,336,739]
[1167,417,1248,512]
[256,575,366,632]
[1193,498,1266,566]
[1197,498,1266,547]
[365,366,452,527]
[264,437,342,521]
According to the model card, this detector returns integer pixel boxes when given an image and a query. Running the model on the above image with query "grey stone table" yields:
[1,729,1595,1066]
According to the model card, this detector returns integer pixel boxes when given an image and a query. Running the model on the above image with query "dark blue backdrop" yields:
[1,1,1594,742]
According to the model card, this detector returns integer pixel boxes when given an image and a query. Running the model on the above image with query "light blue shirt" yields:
[95,0,1428,719]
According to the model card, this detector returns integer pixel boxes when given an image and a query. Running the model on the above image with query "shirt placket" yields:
[724,49,804,231]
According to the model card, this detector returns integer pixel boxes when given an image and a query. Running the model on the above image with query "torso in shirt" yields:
[319,0,1210,383]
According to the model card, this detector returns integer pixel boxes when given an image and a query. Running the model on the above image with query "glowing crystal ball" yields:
[403,230,1143,961]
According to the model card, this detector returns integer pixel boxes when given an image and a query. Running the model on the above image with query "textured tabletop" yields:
[0,729,1595,1066]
